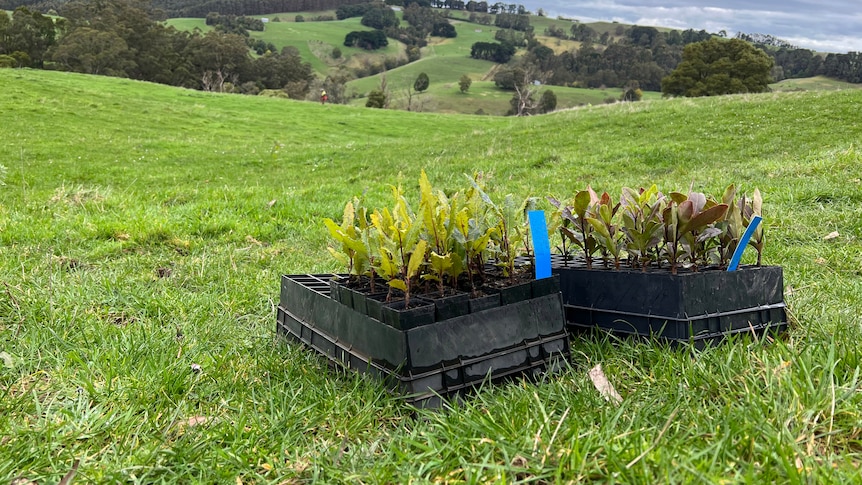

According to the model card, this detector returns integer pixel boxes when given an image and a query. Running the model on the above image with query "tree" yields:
[661,38,774,97]
[570,23,596,43]
[458,74,472,93]
[361,5,399,30]
[316,74,349,105]
[414,72,429,92]
[538,89,556,113]
[406,45,421,62]
[470,41,515,63]
[366,89,386,108]
[55,0,196,84]
[185,31,252,91]
[493,68,516,89]
[503,66,540,116]
[620,82,643,101]
[494,13,530,32]
[251,47,314,92]
[336,3,375,20]
[0,11,9,44]
[431,21,456,38]
[345,30,388,50]
[5,7,58,67]
[51,27,132,75]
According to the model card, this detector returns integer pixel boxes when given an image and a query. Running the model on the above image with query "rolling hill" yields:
[2,66,862,482]
[166,11,660,114]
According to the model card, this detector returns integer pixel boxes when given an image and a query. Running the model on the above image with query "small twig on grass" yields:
[58,459,81,485]
[4,282,25,337]
[541,407,570,468]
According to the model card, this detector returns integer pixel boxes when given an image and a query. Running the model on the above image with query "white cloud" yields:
[526,1,862,52]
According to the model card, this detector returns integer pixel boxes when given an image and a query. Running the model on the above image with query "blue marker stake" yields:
[728,215,762,271]
[528,210,552,280]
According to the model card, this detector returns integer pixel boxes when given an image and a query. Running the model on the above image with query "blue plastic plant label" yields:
[528,210,552,279]
[728,215,762,271]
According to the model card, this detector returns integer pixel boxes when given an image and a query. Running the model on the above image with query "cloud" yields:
[526,1,862,52]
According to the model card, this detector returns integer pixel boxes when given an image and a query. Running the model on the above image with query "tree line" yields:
[1,0,529,16]
[0,0,370,18]
[0,1,314,96]
[4,0,860,109]
[205,12,266,35]
[473,22,713,92]
[339,2,455,55]
[474,17,862,94]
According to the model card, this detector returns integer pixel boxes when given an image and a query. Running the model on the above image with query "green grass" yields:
[166,10,857,115]
[165,17,214,33]
[358,80,652,115]
[167,11,663,113]
[167,16,405,75]
[771,75,862,92]
[2,68,862,483]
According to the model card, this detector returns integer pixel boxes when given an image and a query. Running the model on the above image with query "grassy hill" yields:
[771,75,862,92]
[167,12,648,113]
[2,68,862,482]
[165,11,858,114]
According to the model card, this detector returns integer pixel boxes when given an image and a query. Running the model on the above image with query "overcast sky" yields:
[521,1,862,53]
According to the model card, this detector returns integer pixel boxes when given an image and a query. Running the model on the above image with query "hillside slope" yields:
[2,68,862,482]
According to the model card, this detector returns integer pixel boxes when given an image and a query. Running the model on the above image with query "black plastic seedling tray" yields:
[553,261,787,347]
[276,274,570,408]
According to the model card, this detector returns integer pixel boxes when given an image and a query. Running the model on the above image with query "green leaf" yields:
[406,239,427,279]
[669,192,688,205]
[376,249,400,280]
[585,217,611,239]
[679,203,729,235]
[599,203,612,224]
[465,173,496,208]
[573,190,592,218]
[722,184,737,207]
[429,251,452,276]
[640,184,658,205]
[324,218,346,242]
[327,247,350,267]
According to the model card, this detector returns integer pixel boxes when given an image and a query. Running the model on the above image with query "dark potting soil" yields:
[551,255,754,274]
[338,266,537,302]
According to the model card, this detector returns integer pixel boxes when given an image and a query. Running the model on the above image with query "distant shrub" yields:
[459,74,472,93]
[284,80,310,99]
[539,90,557,113]
[384,56,400,70]
[239,81,260,95]
[344,30,388,50]
[407,46,421,62]
[366,89,386,108]
[620,87,643,102]
[259,89,290,99]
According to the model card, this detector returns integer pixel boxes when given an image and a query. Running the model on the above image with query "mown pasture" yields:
[1,68,862,483]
